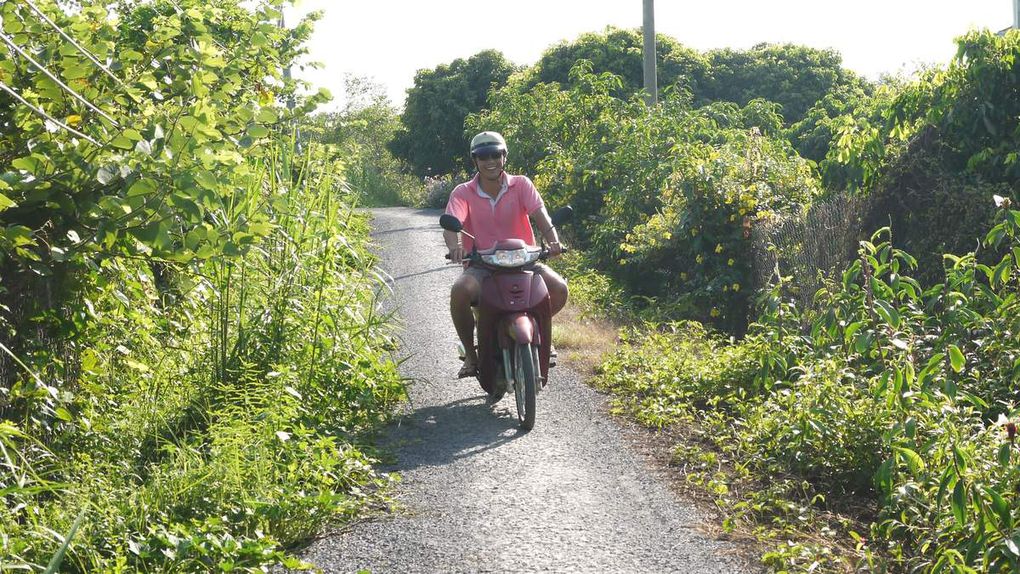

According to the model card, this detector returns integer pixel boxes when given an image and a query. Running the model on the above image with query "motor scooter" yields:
[440,206,572,430]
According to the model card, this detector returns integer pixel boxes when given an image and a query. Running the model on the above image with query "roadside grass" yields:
[0,143,406,572]
[551,303,619,376]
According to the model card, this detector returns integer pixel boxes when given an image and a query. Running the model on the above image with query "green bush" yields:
[593,202,1020,571]
[0,1,405,571]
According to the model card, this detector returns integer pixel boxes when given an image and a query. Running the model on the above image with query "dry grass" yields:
[551,303,621,375]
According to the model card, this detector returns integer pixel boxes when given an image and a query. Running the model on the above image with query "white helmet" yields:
[470,131,508,157]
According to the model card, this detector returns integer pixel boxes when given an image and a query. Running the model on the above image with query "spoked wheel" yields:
[513,342,538,430]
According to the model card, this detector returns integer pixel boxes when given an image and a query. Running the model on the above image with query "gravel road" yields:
[298,207,760,573]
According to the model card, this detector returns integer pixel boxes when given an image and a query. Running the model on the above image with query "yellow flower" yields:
[715,244,723,253]
[732,283,740,292]
[691,227,699,237]
[66,115,82,126]
[710,308,720,317]
[727,258,735,266]
[696,254,704,264]
[680,272,688,280]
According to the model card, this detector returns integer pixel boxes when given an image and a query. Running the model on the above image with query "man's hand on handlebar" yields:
[547,241,564,258]
[448,246,467,264]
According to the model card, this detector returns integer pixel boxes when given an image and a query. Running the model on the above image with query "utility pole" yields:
[642,0,657,105]
[1014,0,1019,29]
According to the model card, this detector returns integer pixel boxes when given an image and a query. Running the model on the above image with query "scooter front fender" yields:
[505,313,535,345]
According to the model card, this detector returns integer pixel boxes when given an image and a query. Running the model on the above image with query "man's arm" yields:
[530,207,563,257]
[444,229,466,263]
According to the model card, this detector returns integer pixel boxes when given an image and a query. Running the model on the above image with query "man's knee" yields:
[540,268,567,295]
[451,275,479,305]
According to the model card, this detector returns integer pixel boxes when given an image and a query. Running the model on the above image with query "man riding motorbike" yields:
[443,131,568,379]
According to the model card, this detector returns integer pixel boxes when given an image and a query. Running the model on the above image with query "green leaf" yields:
[985,223,1007,247]
[127,178,157,197]
[953,445,968,474]
[61,62,91,81]
[874,299,900,329]
[43,511,85,574]
[893,446,926,474]
[0,193,16,213]
[110,135,134,150]
[949,344,965,373]
[12,156,41,174]
[120,49,143,62]
[985,486,1011,529]
[998,443,1011,466]
[874,456,894,493]
[855,332,873,354]
[993,255,1012,287]
[952,480,967,524]
[256,108,277,123]
[194,170,218,190]
[4,225,35,247]
[247,124,270,138]
[844,321,863,344]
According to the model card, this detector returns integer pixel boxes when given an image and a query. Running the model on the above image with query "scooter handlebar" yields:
[444,247,568,262]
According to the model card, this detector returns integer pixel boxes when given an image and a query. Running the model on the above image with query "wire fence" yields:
[750,193,874,312]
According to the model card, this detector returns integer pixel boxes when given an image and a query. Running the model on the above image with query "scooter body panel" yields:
[476,267,552,395]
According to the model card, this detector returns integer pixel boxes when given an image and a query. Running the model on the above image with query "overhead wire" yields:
[17,0,127,89]
[0,79,99,145]
[0,30,120,127]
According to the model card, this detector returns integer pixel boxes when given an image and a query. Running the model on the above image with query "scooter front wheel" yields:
[513,342,538,430]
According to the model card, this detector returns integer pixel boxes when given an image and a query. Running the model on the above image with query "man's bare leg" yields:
[451,274,480,377]
[538,265,569,316]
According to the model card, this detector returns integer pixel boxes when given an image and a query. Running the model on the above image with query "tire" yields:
[513,342,538,430]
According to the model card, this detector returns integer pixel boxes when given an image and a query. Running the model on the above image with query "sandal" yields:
[457,361,479,379]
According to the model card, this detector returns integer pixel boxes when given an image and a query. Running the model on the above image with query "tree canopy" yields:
[524,27,712,100]
[704,43,871,124]
[388,49,517,177]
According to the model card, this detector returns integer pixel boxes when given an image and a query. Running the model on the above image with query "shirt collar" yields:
[473,172,509,205]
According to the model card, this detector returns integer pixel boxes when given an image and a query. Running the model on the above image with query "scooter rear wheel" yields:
[513,342,538,430]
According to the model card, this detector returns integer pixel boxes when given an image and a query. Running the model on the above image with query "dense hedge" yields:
[0,1,404,571]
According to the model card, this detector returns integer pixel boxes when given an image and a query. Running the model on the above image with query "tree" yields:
[704,43,870,125]
[524,27,712,101]
[388,50,517,177]
[304,75,419,206]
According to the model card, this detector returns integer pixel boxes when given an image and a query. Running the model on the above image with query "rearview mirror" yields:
[550,206,573,227]
[439,214,463,233]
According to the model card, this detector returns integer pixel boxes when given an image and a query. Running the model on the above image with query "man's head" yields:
[470,131,508,182]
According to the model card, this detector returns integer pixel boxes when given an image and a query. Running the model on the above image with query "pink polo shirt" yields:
[444,173,544,252]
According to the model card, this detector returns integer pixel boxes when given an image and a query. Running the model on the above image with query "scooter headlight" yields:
[482,247,540,268]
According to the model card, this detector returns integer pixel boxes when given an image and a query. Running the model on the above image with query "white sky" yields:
[284,0,1015,110]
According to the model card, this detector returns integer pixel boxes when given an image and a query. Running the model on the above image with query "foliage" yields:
[522,27,712,101]
[825,30,1020,283]
[388,49,517,178]
[593,200,1020,571]
[784,81,882,164]
[0,1,404,571]
[829,30,1020,192]
[704,43,871,125]
[304,75,420,207]
[472,64,819,331]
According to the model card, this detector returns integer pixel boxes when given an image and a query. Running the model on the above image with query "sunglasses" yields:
[473,151,505,161]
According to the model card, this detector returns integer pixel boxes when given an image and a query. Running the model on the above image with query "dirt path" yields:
[298,207,760,573]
